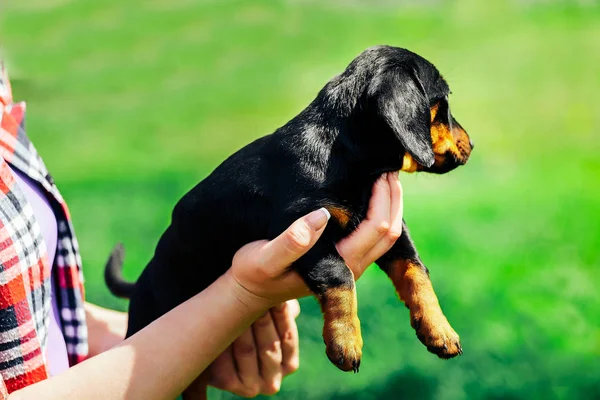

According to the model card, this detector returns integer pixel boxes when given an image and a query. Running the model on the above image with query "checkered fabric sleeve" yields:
[0,63,88,395]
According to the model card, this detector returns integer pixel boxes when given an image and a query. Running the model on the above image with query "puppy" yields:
[106,45,473,374]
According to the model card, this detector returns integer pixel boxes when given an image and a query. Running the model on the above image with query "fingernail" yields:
[306,207,330,231]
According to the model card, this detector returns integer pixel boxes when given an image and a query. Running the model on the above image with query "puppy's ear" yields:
[372,69,434,167]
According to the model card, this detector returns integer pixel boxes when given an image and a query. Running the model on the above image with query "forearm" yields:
[10,273,267,400]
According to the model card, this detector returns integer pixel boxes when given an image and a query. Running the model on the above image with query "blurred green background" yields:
[1,0,599,398]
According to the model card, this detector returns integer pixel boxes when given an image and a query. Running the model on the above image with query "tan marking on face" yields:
[423,103,461,168]
[400,153,418,172]
[400,103,472,172]
[430,121,459,165]
[430,103,439,123]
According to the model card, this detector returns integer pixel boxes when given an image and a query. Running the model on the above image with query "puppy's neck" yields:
[287,108,403,182]
[279,73,406,180]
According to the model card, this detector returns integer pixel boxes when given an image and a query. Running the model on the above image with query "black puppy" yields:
[106,45,473,374]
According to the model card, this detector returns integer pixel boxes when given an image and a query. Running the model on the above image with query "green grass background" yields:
[2,0,599,398]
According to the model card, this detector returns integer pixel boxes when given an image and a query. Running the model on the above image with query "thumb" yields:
[259,208,330,273]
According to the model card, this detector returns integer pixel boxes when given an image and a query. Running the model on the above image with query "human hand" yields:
[210,300,300,396]
[335,172,404,276]
[183,300,300,399]
[227,172,403,310]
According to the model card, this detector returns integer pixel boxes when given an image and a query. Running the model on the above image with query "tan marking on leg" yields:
[387,259,462,358]
[319,287,363,372]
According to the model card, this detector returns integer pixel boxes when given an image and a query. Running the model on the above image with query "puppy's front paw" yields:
[324,325,363,373]
[411,308,462,359]
[320,287,363,372]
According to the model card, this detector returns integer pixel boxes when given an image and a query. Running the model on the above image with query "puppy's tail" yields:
[104,243,135,299]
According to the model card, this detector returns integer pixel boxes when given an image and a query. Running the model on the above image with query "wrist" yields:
[222,270,274,315]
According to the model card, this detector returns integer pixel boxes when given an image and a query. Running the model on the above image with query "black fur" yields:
[105,45,468,361]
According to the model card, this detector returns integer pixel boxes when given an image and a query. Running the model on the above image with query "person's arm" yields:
[85,298,301,398]
[10,173,402,400]
[9,210,330,400]
[11,272,276,400]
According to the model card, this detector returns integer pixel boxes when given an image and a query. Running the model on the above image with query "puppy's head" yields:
[327,46,473,174]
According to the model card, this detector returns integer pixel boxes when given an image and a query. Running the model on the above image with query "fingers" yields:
[336,174,392,272]
[336,173,404,278]
[258,208,330,274]
[252,312,284,395]
[388,172,403,233]
[271,301,300,376]
[361,172,403,266]
[205,348,244,394]
[232,328,261,397]
[213,310,292,397]
[285,299,301,319]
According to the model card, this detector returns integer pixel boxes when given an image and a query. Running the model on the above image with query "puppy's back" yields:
[139,135,279,315]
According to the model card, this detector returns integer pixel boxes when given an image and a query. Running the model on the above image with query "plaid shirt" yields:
[0,64,88,395]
